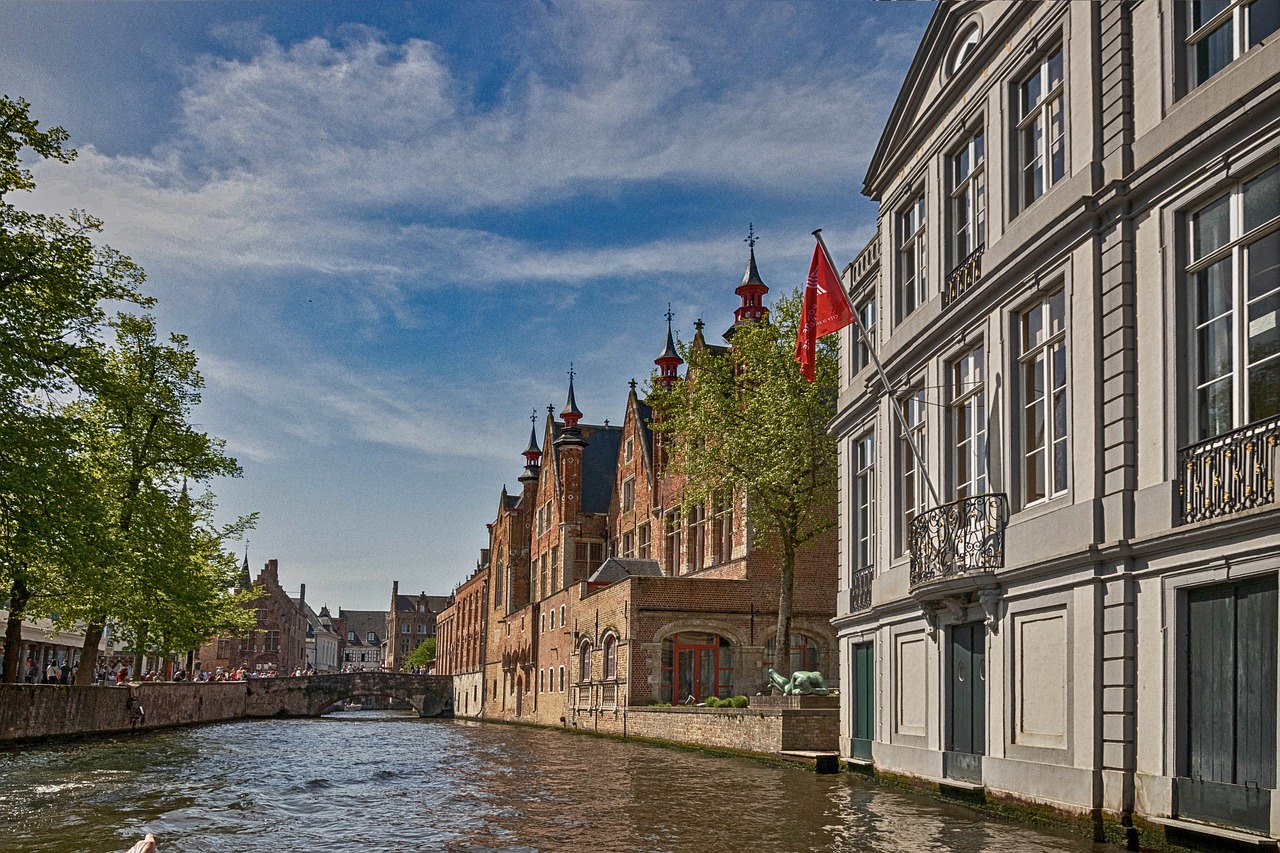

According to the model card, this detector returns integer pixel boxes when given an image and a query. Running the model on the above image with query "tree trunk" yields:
[774,538,795,678]
[74,622,105,685]
[2,579,29,684]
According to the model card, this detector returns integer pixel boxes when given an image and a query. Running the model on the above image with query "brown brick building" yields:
[198,558,309,676]
[384,582,449,672]
[437,240,838,728]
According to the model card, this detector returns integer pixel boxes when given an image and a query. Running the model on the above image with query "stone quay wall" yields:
[0,683,248,745]
[571,704,838,754]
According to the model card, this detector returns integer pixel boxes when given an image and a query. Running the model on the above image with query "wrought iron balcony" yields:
[942,245,984,309]
[849,566,873,613]
[1178,415,1280,524]
[908,493,1009,589]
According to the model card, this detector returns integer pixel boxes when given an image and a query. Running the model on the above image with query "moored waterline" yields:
[0,713,1111,853]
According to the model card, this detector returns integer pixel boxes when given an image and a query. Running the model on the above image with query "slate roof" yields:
[337,609,385,647]
[578,423,623,514]
[393,594,451,615]
[588,558,664,583]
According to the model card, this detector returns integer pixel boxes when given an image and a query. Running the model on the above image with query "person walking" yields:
[24,658,37,684]
[44,661,58,684]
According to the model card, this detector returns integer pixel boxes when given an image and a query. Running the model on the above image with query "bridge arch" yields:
[244,672,454,718]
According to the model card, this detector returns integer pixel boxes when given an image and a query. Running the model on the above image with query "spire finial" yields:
[629,378,638,391]
[530,410,537,426]
[745,223,756,251]
[561,365,583,428]
[695,318,705,333]
[665,303,674,326]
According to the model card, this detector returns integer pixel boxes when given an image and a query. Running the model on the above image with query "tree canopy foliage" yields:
[0,96,255,683]
[404,637,436,671]
[648,290,840,675]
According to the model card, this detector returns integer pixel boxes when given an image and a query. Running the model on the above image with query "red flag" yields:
[795,237,856,382]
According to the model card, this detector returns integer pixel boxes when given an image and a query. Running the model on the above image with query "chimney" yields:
[299,583,306,605]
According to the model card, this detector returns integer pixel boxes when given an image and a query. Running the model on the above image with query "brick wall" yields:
[0,683,248,744]
[569,705,838,754]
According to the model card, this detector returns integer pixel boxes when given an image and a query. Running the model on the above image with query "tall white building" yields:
[833,0,1279,846]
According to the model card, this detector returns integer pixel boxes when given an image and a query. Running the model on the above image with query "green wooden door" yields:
[851,642,874,759]
[946,622,985,782]
[1179,575,1277,832]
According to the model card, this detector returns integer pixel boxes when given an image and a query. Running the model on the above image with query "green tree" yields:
[0,96,148,682]
[649,290,840,677]
[58,313,257,682]
[403,637,436,672]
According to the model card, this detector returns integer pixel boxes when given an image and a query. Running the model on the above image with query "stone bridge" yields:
[243,672,454,718]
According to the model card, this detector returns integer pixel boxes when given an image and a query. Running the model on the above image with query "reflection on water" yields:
[0,712,1108,853]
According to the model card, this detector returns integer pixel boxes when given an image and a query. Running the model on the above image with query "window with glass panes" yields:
[1019,291,1068,504]
[622,529,635,558]
[621,476,635,511]
[899,389,928,553]
[603,635,618,679]
[897,196,927,319]
[765,632,820,674]
[1015,45,1065,210]
[1186,0,1280,90]
[714,492,733,564]
[578,641,591,682]
[666,509,682,574]
[851,293,876,375]
[952,345,987,499]
[689,504,706,571]
[950,130,986,268]
[852,431,876,574]
[638,523,651,559]
[1187,165,1280,440]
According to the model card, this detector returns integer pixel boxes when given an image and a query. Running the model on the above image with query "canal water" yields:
[0,712,1111,853]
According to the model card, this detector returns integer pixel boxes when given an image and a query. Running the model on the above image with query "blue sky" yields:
[1,1,932,611]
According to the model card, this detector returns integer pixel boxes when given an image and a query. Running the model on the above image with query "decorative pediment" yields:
[864,2,996,200]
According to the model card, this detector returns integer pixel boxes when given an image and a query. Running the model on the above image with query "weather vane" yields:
[665,303,674,325]
[745,223,757,250]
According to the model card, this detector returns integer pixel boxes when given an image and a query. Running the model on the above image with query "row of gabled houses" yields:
[196,558,448,677]
[436,0,1280,846]
[435,244,839,729]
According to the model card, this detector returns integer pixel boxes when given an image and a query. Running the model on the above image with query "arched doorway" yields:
[661,632,734,703]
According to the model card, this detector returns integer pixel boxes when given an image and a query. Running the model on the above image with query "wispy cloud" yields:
[24,5,908,299]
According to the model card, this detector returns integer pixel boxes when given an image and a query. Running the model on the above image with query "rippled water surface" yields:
[0,713,1110,853]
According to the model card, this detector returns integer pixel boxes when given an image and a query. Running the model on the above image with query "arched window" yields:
[660,632,734,703]
[603,634,618,680]
[578,640,592,683]
[366,631,376,644]
[948,22,980,75]
[764,632,821,674]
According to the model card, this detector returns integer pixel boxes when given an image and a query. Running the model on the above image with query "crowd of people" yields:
[11,656,324,685]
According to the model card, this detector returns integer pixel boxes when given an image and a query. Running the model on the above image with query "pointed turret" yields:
[655,305,684,391]
[555,366,587,448]
[727,224,769,339]
[520,411,542,483]
[237,551,251,591]
[560,364,583,429]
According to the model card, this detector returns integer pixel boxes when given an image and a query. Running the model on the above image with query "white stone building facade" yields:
[833,0,1279,845]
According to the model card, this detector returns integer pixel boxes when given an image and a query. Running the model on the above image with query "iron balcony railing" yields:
[850,566,873,613]
[1179,415,1280,524]
[942,244,984,309]
[908,493,1009,588]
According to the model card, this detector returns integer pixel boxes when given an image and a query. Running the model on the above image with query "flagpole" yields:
[812,229,941,508]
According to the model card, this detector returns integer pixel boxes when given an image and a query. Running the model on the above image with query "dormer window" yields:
[949,23,981,75]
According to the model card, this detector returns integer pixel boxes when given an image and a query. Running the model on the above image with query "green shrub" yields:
[704,696,722,708]
[731,695,749,708]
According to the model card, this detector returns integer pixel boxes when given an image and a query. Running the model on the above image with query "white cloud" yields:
[22,6,904,300]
